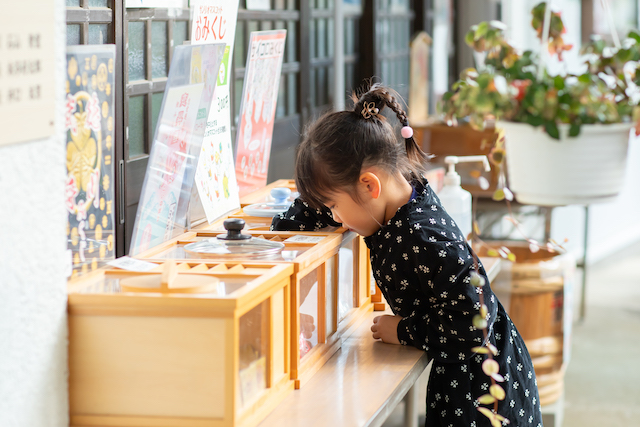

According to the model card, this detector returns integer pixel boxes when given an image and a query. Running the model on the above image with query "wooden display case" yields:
[67,260,294,427]
[134,228,372,388]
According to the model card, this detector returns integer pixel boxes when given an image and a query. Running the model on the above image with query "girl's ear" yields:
[359,172,382,199]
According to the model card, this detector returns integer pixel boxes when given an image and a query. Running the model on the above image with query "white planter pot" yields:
[499,121,632,206]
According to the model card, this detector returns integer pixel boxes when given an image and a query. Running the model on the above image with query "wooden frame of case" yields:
[134,229,371,388]
[67,261,294,427]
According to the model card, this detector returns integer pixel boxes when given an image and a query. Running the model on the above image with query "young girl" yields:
[272,82,542,427]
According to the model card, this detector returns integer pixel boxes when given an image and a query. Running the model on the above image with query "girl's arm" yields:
[270,197,342,231]
[396,242,496,362]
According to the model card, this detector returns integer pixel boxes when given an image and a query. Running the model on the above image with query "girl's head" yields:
[295,81,430,211]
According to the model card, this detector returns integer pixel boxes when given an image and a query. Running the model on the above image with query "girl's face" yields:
[325,190,382,237]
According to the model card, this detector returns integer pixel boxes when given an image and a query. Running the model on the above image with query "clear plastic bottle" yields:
[438,155,490,241]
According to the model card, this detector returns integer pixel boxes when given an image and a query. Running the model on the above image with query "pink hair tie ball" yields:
[401,126,414,139]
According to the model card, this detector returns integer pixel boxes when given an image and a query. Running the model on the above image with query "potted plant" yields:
[439,1,638,206]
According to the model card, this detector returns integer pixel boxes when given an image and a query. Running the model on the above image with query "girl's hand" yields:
[371,315,402,344]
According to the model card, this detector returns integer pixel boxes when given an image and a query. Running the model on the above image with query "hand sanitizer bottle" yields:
[438,155,490,242]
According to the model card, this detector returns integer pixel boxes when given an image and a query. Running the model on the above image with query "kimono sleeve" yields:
[270,197,341,231]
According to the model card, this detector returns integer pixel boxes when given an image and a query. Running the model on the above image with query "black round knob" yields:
[218,218,251,240]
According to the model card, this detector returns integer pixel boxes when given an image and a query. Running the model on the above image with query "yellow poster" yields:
[65,45,116,278]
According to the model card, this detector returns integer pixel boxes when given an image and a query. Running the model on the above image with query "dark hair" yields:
[295,81,430,209]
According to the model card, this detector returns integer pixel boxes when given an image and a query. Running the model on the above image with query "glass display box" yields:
[67,260,294,427]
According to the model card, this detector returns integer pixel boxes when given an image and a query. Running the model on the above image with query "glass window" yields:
[128,21,146,81]
[89,24,109,44]
[67,25,81,45]
[128,96,146,158]
[88,0,108,6]
[152,21,168,79]
[66,0,81,6]
[173,21,189,50]
[151,92,164,140]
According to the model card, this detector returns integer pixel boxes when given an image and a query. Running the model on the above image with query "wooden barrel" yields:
[477,242,571,406]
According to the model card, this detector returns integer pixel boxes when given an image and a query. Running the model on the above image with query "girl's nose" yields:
[330,210,342,224]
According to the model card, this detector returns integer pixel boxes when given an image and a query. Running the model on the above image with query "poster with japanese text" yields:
[65,45,116,278]
[191,0,241,223]
[235,30,287,197]
[129,44,225,255]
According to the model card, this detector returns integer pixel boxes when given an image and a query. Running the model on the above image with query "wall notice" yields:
[0,3,56,147]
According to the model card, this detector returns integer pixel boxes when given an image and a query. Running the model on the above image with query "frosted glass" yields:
[128,21,146,81]
[89,24,109,44]
[151,92,164,140]
[173,21,188,50]
[67,25,81,45]
[128,95,146,158]
[152,21,167,78]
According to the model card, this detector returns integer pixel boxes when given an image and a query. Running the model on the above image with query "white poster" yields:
[191,0,241,223]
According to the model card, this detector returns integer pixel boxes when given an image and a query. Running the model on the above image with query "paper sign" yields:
[284,235,325,244]
[65,45,117,278]
[107,256,159,272]
[0,3,56,146]
[191,0,241,224]
[235,30,287,197]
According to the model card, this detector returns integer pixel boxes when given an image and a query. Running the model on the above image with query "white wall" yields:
[0,0,69,425]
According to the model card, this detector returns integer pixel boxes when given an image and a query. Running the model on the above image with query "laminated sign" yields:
[65,45,116,277]
[235,30,287,197]
[191,0,241,223]
[129,44,225,256]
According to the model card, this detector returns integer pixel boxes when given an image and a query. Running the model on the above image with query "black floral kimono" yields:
[272,180,543,427]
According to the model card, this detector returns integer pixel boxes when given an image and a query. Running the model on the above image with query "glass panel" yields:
[128,95,146,158]
[88,24,109,44]
[128,21,146,81]
[287,73,296,116]
[66,25,81,46]
[309,19,316,58]
[299,268,319,358]
[151,92,164,140]
[66,0,80,6]
[152,21,168,78]
[276,74,286,119]
[317,18,326,57]
[338,238,355,321]
[325,257,336,337]
[345,19,354,55]
[88,0,108,6]
[238,301,268,409]
[287,20,297,62]
[234,22,246,68]
[173,21,189,50]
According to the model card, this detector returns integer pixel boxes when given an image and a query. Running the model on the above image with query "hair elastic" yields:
[361,101,379,119]
[401,125,414,139]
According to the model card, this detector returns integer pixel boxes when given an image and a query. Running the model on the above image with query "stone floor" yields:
[381,242,640,427]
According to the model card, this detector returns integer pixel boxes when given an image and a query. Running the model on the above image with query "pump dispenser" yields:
[438,155,490,241]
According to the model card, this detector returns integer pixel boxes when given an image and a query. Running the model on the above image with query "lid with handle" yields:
[184,218,285,257]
